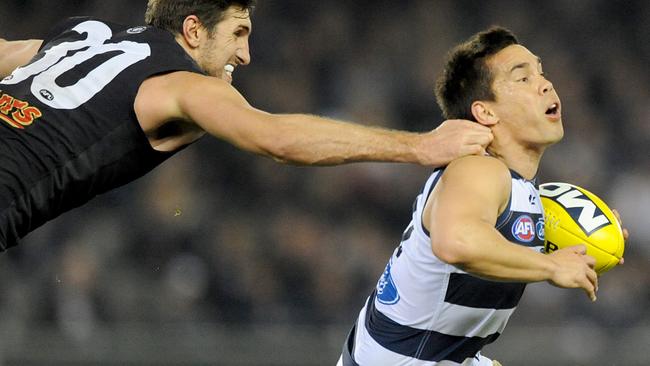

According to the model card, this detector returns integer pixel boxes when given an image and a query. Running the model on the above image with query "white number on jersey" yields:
[1,20,151,110]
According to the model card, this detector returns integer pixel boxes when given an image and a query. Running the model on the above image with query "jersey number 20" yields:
[1,20,151,110]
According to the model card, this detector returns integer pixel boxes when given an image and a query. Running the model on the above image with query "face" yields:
[196,6,252,82]
[485,44,563,148]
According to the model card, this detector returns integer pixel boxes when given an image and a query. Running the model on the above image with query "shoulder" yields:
[41,16,96,46]
[444,155,511,184]
[139,71,241,106]
[439,155,512,209]
[135,71,245,129]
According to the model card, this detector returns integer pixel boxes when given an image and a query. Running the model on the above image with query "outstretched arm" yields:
[0,39,43,78]
[140,71,492,166]
[425,156,599,301]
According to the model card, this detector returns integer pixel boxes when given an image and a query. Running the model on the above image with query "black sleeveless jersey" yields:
[0,17,204,250]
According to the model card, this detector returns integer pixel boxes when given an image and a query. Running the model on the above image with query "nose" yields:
[236,39,251,65]
[539,77,554,95]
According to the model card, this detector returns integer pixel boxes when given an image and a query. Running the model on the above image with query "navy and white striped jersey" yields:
[342,166,545,366]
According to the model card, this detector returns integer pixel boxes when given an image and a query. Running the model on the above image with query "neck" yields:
[175,35,198,62]
[486,142,545,180]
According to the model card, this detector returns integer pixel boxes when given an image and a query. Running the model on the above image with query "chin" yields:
[544,120,564,144]
[547,128,563,140]
[546,131,564,146]
[531,130,563,149]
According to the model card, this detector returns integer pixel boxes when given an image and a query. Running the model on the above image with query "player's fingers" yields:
[457,131,491,147]
[610,209,631,241]
[582,277,597,302]
[585,287,597,302]
[467,123,494,139]
[465,144,486,156]
[444,119,488,131]
[583,254,596,269]
[444,120,493,143]
[587,269,598,295]
[568,244,587,255]
[612,209,622,225]
[475,131,493,147]
[619,257,625,265]
[586,267,598,289]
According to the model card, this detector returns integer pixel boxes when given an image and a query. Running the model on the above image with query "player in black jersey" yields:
[0,1,493,249]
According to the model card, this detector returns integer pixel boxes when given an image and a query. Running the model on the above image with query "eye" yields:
[518,77,529,82]
[234,27,249,38]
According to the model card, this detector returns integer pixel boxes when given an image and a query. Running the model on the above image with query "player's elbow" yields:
[431,236,463,266]
[430,227,478,266]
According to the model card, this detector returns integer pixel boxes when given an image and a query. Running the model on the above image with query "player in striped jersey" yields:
[338,27,599,366]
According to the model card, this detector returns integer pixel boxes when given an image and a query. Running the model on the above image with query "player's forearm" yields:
[258,113,420,165]
[180,75,429,166]
[433,223,557,283]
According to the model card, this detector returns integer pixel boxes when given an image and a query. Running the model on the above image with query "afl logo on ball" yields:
[512,215,535,242]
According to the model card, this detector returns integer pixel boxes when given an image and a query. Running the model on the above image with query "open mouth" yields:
[224,64,234,81]
[545,103,560,118]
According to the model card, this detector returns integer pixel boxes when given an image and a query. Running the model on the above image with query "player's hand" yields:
[612,208,628,265]
[547,244,598,301]
[416,120,493,167]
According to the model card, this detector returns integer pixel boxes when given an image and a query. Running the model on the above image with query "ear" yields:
[181,15,203,49]
[471,101,499,127]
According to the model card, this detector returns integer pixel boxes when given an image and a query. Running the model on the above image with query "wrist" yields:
[408,132,427,165]
[409,130,443,166]
[542,253,560,282]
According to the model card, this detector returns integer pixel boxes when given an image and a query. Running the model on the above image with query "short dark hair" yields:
[435,27,519,121]
[145,0,256,36]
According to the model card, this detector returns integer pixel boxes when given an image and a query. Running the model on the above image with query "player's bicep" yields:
[433,158,508,225]
[426,156,511,262]
[175,73,277,153]
[0,39,43,78]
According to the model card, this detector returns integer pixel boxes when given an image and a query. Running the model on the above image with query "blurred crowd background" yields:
[0,0,649,365]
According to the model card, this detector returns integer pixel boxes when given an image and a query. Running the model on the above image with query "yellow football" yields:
[539,182,624,274]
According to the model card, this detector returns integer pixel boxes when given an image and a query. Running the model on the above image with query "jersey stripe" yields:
[444,273,525,309]
[433,303,515,337]
[365,292,501,363]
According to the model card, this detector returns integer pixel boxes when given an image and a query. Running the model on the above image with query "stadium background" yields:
[1,0,648,365]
